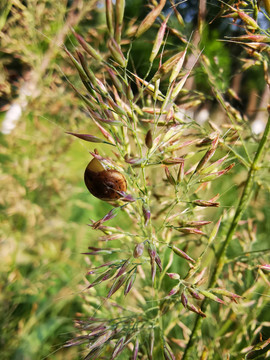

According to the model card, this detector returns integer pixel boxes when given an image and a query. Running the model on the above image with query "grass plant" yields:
[63,1,270,359]
[1,1,270,359]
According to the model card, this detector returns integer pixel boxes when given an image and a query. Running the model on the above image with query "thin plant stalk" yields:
[182,112,270,359]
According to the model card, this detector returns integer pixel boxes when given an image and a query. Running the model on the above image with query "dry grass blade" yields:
[135,0,166,38]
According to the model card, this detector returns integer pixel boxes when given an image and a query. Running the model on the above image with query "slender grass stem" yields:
[200,56,252,164]
[182,112,270,360]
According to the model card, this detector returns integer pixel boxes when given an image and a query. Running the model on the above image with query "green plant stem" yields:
[201,56,252,164]
[182,113,270,360]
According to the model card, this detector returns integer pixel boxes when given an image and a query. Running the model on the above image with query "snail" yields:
[84,157,127,201]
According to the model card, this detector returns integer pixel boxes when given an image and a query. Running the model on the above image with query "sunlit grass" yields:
[1,0,270,359]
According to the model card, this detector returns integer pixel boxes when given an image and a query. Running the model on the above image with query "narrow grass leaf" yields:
[135,0,166,38]
[169,48,187,83]
[73,31,103,62]
[106,0,114,35]
[88,330,114,351]
[149,13,170,63]
[108,38,127,67]
[187,304,206,317]
[210,288,241,302]
[198,289,225,304]
[66,132,115,146]
[111,337,125,359]
[187,287,203,300]
[181,291,188,308]
[169,0,184,26]
[171,245,195,263]
[107,274,128,298]
[124,270,136,295]
[133,338,139,360]
[115,0,125,43]
[153,52,185,82]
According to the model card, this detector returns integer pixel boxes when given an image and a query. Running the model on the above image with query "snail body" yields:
[84,158,127,201]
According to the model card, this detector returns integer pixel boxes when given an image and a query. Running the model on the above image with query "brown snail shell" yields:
[84,158,127,201]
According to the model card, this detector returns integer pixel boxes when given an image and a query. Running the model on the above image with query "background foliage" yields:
[0,1,270,359]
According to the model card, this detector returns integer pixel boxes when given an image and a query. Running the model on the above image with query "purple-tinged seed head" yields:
[181,292,188,308]
[166,272,180,280]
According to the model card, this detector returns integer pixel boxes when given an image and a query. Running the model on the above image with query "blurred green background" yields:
[1,1,270,359]
[0,1,109,359]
